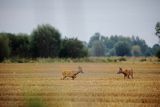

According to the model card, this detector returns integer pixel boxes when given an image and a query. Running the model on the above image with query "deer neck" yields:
[121,71,127,75]
[74,71,81,76]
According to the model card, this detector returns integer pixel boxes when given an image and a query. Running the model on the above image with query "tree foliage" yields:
[156,50,160,58]
[131,36,148,55]
[155,22,160,42]
[1,33,31,58]
[11,33,30,57]
[131,45,142,56]
[115,41,131,56]
[155,22,160,58]
[88,33,106,56]
[0,35,10,62]
[30,24,61,58]
[88,33,150,56]
[152,44,160,55]
[90,41,105,56]
[0,24,159,61]
[59,38,88,58]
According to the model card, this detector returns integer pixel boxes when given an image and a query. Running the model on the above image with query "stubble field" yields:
[0,62,160,107]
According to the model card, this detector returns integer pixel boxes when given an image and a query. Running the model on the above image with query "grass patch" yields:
[26,97,45,107]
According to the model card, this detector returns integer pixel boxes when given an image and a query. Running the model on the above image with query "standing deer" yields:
[117,67,134,79]
[61,66,84,80]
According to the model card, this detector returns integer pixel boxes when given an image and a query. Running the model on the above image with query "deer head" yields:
[78,66,84,73]
[117,67,123,74]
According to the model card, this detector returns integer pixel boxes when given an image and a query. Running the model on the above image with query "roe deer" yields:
[117,67,133,79]
[61,66,84,80]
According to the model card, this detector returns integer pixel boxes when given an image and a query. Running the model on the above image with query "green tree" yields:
[131,36,149,56]
[144,47,152,56]
[88,32,101,48]
[155,22,160,58]
[88,33,106,56]
[105,40,114,49]
[0,35,10,62]
[0,33,15,57]
[152,44,160,55]
[131,45,142,56]
[88,34,151,57]
[156,50,160,58]
[90,40,105,56]
[3,33,30,57]
[15,33,30,57]
[59,38,88,58]
[155,22,160,42]
[115,41,131,56]
[108,48,116,56]
[31,24,61,57]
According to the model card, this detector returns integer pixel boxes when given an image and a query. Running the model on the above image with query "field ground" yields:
[0,62,160,107]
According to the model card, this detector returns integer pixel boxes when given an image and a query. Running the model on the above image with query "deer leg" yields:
[131,74,134,79]
[128,75,130,79]
[72,76,75,80]
[72,77,74,80]
[63,76,66,80]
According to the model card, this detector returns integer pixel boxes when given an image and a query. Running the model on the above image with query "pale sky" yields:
[0,0,160,46]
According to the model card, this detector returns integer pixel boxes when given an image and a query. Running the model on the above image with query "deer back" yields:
[62,70,75,77]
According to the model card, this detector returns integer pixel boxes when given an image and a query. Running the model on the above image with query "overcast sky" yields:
[0,0,160,46]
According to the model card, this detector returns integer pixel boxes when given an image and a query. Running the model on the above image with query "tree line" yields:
[89,22,160,57]
[0,24,87,61]
[88,32,160,57]
[0,23,160,62]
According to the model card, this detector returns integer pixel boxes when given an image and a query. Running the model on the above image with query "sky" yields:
[0,0,160,47]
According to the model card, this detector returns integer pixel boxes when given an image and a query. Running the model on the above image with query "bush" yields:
[10,57,31,63]
[118,57,127,61]
[140,58,147,62]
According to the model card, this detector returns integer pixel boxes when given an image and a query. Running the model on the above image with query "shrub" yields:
[140,58,147,62]
[118,57,127,61]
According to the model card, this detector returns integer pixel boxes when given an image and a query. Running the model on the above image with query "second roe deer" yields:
[117,67,133,79]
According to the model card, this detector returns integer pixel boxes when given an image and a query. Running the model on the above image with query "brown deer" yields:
[117,67,133,79]
[61,66,84,80]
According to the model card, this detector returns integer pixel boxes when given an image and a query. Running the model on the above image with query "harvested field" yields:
[0,62,160,107]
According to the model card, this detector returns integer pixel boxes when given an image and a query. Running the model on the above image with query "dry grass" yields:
[0,62,160,107]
